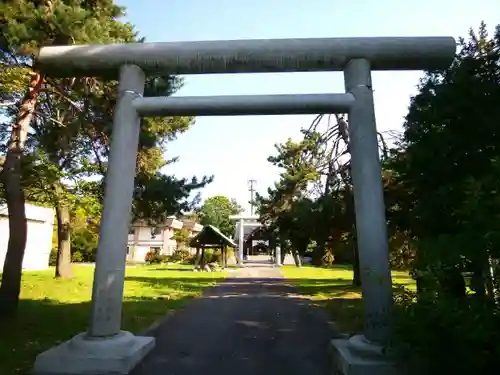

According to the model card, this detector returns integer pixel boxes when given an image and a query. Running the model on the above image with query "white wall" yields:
[132,246,150,262]
[0,204,54,271]
[162,227,177,255]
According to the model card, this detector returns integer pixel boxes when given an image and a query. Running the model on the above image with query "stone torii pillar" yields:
[275,245,282,267]
[34,36,455,375]
[238,219,244,264]
[34,64,155,375]
[229,215,261,267]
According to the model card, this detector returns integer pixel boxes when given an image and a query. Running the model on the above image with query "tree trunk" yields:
[223,246,228,268]
[471,266,486,298]
[0,150,27,316]
[194,247,201,269]
[345,187,361,286]
[440,268,466,298]
[471,254,495,300]
[352,233,361,286]
[200,248,206,269]
[0,72,43,316]
[55,200,73,278]
[219,247,224,268]
[292,249,302,267]
[486,255,497,302]
[279,242,287,264]
[312,242,324,266]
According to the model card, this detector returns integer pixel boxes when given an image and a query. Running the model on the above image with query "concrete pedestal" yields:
[33,331,155,375]
[330,335,403,375]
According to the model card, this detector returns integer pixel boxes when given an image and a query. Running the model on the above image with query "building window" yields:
[150,227,162,239]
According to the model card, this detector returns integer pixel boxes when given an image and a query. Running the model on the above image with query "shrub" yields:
[393,290,500,375]
[49,246,92,266]
[70,227,98,262]
[208,262,222,272]
[202,248,221,264]
[170,249,191,263]
[144,251,169,264]
[185,248,225,266]
[49,248,57,266]
[71,251,84,263]
[321,249,335,267]
[144,251,152,263]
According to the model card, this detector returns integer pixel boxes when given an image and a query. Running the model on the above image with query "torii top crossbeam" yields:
[37,36,456,78]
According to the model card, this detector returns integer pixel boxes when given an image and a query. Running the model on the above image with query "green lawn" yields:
[281,265,415,334]
[0,264,226,375]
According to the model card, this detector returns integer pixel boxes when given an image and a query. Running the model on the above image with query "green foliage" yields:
[197,195,243,237]
[202,248,221,265]
[170,249,192,263]
[186,248,221,265]
[70,227,98,263]
[144,251,169,264]
[0,0,136,116]
[133,174,213,225]
[49,248,57,267]
[0,0,214,286]
[0,0,140,285]
[394,291,500,375]
[259,21,500,374]
[172,228,191,248]
[256,118,357,266]
[70,251,84,263]
[390,22,500,286]
[385,22,500,374]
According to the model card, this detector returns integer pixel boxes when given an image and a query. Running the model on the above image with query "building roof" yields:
[189,225,237,248]
[131,217,202,231]
[245,225,270,241]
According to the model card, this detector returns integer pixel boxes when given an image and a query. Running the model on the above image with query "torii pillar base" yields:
[33,331,154,375]
[330,335,405,375]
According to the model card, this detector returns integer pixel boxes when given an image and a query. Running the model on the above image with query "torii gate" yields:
[33,36,455,375]
[229,215,270,266]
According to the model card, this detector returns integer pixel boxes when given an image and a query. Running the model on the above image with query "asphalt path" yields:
[132,263,333,375]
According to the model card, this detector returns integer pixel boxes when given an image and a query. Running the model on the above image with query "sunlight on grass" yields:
[281,265,415,334]
[0,264,226,375]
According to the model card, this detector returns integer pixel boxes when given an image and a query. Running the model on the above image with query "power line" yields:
[248,178,256,215]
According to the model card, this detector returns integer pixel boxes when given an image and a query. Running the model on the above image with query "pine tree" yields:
[0,0,136,315]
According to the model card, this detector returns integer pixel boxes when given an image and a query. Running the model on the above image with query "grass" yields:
[281,265,415,334]
[0,264,227,375]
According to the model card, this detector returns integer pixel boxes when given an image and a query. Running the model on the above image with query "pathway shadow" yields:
[5,275,375,375]
[0,295,197,375]
[131,277,335,375]
[280,277,413,335]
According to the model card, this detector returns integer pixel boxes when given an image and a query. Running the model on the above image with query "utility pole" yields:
[248,178,256,215]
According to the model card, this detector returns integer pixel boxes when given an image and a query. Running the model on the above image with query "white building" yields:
[126,216,203,262]
[0,203,54,271]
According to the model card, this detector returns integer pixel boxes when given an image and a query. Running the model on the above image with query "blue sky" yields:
[117,0,500,214]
